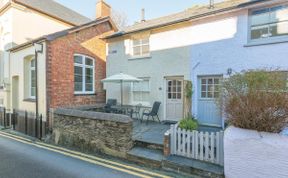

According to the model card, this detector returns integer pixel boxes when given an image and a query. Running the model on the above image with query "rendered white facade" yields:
[224,126,288,178]
[106,1,288,125]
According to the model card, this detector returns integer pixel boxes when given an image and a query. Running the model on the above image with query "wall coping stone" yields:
[53,108,132,124]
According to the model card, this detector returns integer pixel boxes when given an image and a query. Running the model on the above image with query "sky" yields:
[55,0,218,25]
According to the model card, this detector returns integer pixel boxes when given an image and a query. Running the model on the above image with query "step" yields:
[127,147,164,168]
[163,155,224,178]
[134,140,163,151]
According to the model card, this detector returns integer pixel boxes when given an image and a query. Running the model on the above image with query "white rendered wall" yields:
[190,10,288,123]
[224,126,288,178]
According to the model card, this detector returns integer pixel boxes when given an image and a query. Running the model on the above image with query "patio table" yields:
[111,105,151,119]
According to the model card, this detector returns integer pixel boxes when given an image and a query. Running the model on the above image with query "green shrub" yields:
[179,117,198,131]
[220,70,288,133]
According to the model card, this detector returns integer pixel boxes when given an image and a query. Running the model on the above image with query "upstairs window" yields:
[132,38,150,57]
[250,5,288,41]
[74,54,95,94]
[29,58,36,99]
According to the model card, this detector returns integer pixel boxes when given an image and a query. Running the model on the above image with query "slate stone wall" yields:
[51,108,133,158]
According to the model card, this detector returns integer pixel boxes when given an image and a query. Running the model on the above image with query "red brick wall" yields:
[47,22,113,109]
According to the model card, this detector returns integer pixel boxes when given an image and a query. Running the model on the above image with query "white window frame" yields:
[200,77,221,100]
[131,78,150,105]
[248,4,288,44]
[29,58,36,99]
[131,37,150,57]
[74,54,95,95]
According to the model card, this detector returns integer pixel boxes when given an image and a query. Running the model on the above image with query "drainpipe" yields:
[34,43,43,120]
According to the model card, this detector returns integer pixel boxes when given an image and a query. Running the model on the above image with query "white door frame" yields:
[163,76,184,122]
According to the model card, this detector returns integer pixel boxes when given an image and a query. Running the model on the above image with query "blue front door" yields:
[197,76,222,127]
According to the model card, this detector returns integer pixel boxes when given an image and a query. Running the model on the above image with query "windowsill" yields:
[245,37,288,47]
[23,98,36,103]
[128,55,151,61]
[74,93,96,96]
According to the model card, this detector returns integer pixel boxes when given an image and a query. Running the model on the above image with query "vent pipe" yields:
[209,0,214,9]
[141,8,146,22]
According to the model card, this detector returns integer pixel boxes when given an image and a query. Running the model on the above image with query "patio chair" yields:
[103,99,117,113]
[127,104,142,119]
[142,102,161,123]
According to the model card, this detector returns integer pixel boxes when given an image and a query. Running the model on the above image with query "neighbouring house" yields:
[8,1,116,127]
[105,0,288,127]
[0,0,91,109]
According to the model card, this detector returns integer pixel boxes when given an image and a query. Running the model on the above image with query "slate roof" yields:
[9,16,114,52]
[14,0,91,26]
[106,0,269,38]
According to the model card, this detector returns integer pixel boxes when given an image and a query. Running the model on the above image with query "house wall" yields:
[190,9,288,126]
[0,4,72,111]
[47,22,113,109]
[9,42,47,118]
[106,24,193,121]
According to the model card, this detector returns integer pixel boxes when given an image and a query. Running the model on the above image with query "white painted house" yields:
[0,0,90,108]
[105,0,288,127]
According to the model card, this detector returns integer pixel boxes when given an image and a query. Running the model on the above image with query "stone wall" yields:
[224,126,288,178]
[51,108,133,158]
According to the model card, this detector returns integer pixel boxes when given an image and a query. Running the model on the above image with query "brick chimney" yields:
[96,0,111,19]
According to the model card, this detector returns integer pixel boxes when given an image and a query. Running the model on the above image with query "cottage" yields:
[105,0,288,127]
[8,0,116,127]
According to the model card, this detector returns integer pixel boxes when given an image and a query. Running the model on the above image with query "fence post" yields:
[12,109,16,130]
[35,114,38,138]
[39,114,42,140]
[3,107,6,128]
[25,111,28,135]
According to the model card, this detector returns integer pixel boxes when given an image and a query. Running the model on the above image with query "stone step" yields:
[134,139,163,151]
[162,155,224,178]
[127,147,164,168]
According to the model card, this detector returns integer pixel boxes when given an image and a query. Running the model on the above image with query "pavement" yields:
[0,131,175,178]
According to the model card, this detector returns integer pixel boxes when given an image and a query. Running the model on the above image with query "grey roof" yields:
[14,0,91,26]
[9,17,113,52]
[106,0,269,38]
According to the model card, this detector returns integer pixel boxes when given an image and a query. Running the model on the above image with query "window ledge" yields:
[74,93,96,96]
[128,55,151,61]
[245,38,288,47]
[23,98,36,103]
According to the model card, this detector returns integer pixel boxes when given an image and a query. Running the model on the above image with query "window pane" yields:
[270,22,288,37]
[251,25,269,39]
[208,92,213,98]
[201,79,207,85]
[74,66,83,92]
[142,45,150,55]
[214,92,220,98]
[208,85,214,92]
[208,78,213,84]
[31,87,36,97]
[74,66,83,75]
[75,82,82,92]
[270,6,288,22]
[251,9,270,26]
[214,78,220,85]
[142,38,149,44]
[133,39,141,46]
[85,57,93,66]
[30,59,35,67]
[201,92,207,98]
[31,70,36,87]
[201,85,206,92]
[168,93,172,99]
[85,83,93,92]
[133,46,141,56]
[74,55,83,64]
[177,93,182,99]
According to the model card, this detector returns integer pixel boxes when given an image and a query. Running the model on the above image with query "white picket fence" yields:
[170,123,224,166]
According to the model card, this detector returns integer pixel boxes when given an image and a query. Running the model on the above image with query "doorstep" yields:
[163,155,224,178]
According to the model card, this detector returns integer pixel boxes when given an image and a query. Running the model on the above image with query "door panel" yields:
[197,76,222,126]
[166,79,183,121]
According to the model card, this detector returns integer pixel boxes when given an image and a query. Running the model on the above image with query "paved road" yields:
[0,134,159,178]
